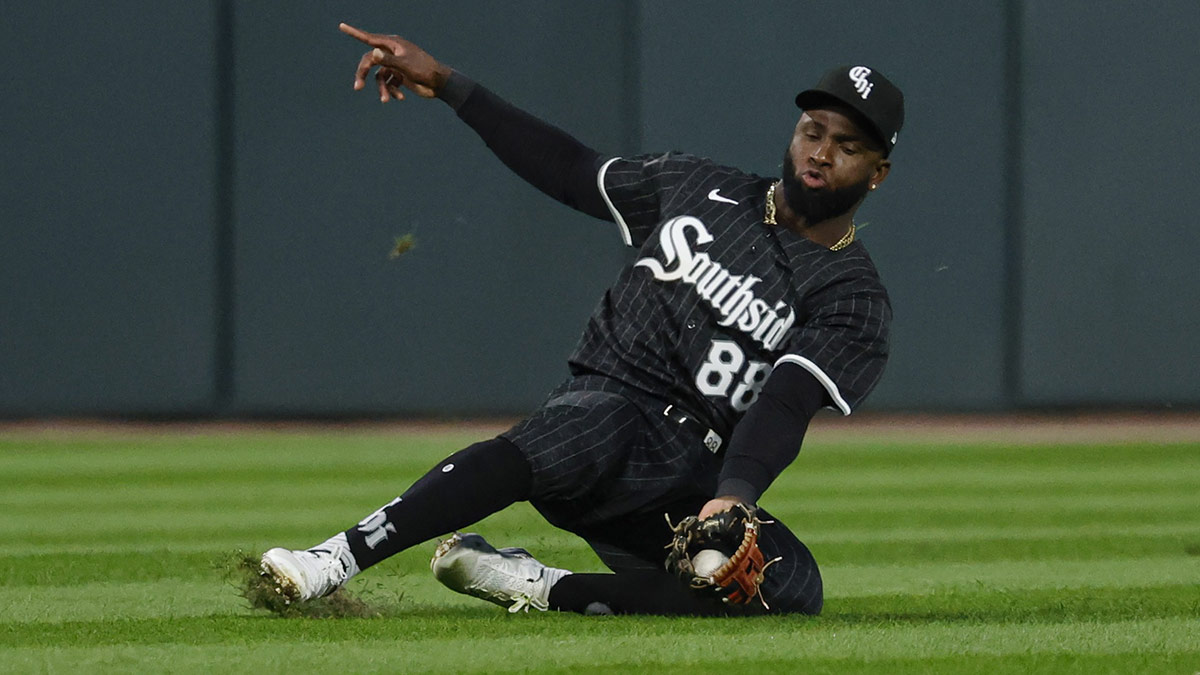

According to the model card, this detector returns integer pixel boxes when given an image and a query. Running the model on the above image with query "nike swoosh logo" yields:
[707,189,738,205]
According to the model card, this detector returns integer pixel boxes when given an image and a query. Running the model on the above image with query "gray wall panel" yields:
[230,3,629,414]
[637,1,1011,409]
[4,2,1197,417]
[1019,2,1200,406]
[0,3,218,414]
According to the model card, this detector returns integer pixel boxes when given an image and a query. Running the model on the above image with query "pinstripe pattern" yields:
[503,375,721,531]
[753,507,824,613]
[581,507,822,614]
[501,153,888,614]
[570,153,890,433]
[502,374,824,613]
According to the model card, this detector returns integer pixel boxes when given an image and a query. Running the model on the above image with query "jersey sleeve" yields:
[775,287,891,415]
[596,153,706,247]
[446,71,612,221]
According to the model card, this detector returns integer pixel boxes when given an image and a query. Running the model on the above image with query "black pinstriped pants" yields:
[501,374,823,614]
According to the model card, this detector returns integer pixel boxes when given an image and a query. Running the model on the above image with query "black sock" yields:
[549,571,756,616]
[344,437,532,570]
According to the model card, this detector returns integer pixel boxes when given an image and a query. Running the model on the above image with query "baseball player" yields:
[259,23,903,616]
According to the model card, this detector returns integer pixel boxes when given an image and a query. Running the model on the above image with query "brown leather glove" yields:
[664,503,781,608]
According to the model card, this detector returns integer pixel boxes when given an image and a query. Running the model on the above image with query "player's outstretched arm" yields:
[338,23,612,222]
[339,23,451,103]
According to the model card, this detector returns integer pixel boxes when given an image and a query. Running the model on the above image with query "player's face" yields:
[781,108,890,224]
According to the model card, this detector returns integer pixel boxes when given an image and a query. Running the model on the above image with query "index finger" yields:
[338,22,385,47]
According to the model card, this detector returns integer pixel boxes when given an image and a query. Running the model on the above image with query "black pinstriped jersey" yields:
[568,152,891,436]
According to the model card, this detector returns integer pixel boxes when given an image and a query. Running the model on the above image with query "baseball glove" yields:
[664,503,781,608]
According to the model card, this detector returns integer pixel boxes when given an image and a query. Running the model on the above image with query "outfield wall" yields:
[2,1,1198,416]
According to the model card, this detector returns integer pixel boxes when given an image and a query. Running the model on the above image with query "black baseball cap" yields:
[795,65,905,156]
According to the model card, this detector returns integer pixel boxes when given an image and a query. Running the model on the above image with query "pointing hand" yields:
[339,23,451,103]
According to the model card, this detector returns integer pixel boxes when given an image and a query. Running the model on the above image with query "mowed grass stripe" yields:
[774,473,1200,496]
[772,491,1200,512]
[10,460,1195,493]
[825,555,1200,597]
[0,618,1195,672]
[0,572,486,625]
[0,444,457,483]
[7,483,1197,513]
[4,585,1199,647]
[7,514,1196,555]
[775,505,1198,529]
[0,501,566,550]
[814,532,1198,565]
[0,533,601,588]
[4,528,1196,587]
[5,474,1198,509]
[1,434,1196,671]
[9,514,1190,557]
[806,520,1200,544]
[3,437,1195,479]
[825,585,1200,623]
[0,579,244,623]
[5,496,1195,536]
[0,431,466,458]
[774,464,1200,491]
[0,479,419,508]
[11,454,1200,480]
[0,433,476,459]
[6,485,1195,539]
[3,435,1190,465]
[3,554,1194,625]
[751,652,1200,675]
[0,505,571,558]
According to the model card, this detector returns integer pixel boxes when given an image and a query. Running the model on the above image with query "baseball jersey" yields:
[569,152,891,436]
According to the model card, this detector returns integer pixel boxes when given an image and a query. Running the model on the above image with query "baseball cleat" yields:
[260,546,352,604]
[431,532,572,613]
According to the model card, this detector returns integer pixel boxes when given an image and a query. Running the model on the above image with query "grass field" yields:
[1,423,1197,673]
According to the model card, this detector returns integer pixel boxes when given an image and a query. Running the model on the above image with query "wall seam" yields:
[213,0,236,415]
[1002,0,1025,408]
[621,0,642,153]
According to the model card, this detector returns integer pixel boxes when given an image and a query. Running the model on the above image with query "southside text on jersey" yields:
[635,216,796,351]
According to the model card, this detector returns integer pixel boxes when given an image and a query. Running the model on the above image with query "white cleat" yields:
[260,547,351,604]
[431,532,571,613]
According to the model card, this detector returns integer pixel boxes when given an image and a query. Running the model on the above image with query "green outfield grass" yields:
[1,427,1197,673]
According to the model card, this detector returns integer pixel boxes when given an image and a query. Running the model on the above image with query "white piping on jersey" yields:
[597,157,633,246]
[774,355,852,416]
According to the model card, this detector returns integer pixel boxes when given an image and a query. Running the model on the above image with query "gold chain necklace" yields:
[764,181,856,251]
[764,181,779,225]
[831,222,856,251]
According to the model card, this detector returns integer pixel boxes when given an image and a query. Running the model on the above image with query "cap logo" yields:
[848,66,874,99]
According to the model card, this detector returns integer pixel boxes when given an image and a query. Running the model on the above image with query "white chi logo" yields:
[849,66,874,99]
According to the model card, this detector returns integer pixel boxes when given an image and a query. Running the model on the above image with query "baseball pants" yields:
[502,374,823,614]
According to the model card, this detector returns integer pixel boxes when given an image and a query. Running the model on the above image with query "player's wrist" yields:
[437,70,476,110]
[715,479,759,507]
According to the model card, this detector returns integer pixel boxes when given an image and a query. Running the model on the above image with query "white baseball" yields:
[691,549,730,577]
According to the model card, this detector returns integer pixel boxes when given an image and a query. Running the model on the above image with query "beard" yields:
[780,150,871,225]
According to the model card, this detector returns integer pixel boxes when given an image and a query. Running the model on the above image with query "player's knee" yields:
[768,589,823,615]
